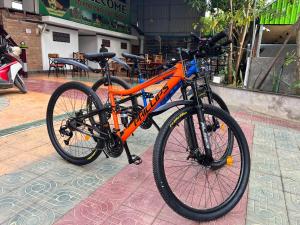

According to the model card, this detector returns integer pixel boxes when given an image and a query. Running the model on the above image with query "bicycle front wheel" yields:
[153,105,250,221]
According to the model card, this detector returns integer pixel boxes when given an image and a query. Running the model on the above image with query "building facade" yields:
[0,0,201,72]
[0,0,137,72]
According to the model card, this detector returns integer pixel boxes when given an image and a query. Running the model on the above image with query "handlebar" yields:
[220,39,232,47]
[190,32,201,41]
[208,31,227,46]
[188,30,231,59]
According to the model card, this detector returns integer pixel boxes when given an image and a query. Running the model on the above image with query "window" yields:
[53,32,70,43]
[12,1,23,10]
[121,42,127,50]
[102,39,111,47]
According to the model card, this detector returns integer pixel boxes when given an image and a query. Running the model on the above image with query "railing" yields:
[0,25,17,46]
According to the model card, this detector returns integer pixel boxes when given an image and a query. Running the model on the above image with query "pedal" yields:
[131,154,142,165]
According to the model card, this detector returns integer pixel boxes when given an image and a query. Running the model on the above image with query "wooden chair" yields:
[145,54,152,64]
[72,52,88,77]
[154,55,163,64]
[109,61,117,76]
[48,53,65,77]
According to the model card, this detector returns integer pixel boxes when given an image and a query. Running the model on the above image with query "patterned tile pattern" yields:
[0,121,158,224]
[0,96,9,112]
[246,122,300,225]
[0,74,299,225]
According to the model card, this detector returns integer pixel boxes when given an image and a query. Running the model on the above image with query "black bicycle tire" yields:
[153,105,250,221]
[46,81,106,166]
[92,76,138,107]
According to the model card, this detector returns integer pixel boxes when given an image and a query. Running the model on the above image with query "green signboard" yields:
[260,0,300,25]
[39,0,131,34]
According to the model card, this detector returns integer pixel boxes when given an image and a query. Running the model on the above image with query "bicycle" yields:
[91,33,231,130]
[46,34,250,221]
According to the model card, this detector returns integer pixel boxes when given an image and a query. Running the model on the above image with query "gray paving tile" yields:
[277,150,300,181]
[251,156,281,176]
[248,181,285,206]
[39,187,84,215]
[252,143,277,156]
[0,191,34,223]
[285,192,300,213]
[274,131,298,153]
[128,127,158,146]
[2,202,62,225]
[254,125,274,140]
[15,176,60,202]
[253,138,276,148]
[42,166,81,185]
[249,171,283,191]
[283,177,300,195]
[67,173,106,194]
[90,159,126,179]
[0,170,38,194]
[246,198,289,225]
[288,210,300,225]
[294,133,300,149]
[21,158,59,175]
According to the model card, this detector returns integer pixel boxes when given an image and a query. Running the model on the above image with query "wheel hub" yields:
[188,151,214,167]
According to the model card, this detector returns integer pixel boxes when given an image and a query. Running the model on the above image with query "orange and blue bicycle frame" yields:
[91,60,214,166]
[108,62,185,142]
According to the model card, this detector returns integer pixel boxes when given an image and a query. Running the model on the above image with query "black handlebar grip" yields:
[209,31,227,46]
[221,40,233,47]
[190,32,200,41]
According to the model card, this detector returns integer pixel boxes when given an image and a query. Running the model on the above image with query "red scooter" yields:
[0,44,27,93]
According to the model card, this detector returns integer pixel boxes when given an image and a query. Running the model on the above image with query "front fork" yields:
[182,81,213,160]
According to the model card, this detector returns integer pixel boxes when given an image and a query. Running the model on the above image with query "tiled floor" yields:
[0,96,9,112]
[0,74,299,225]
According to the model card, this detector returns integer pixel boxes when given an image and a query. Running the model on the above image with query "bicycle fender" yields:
[55,58,91,72]
[112,57,130,71]
[150,100,194,117]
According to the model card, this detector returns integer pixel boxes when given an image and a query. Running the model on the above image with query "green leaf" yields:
[291,80,300,89]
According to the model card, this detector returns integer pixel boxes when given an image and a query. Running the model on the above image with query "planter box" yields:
[211,84,300,121]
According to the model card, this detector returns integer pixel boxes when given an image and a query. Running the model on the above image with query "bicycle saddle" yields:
[122,53,144,61]
[84,52,116,62]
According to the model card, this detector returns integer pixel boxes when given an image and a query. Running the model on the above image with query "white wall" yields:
[96,35,131,58]
[79,36,98,68]
[41,25,79,70]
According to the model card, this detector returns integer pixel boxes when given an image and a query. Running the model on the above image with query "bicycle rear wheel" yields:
[153,105,250,221]
[46,82,106,165]
[91,76,138,128]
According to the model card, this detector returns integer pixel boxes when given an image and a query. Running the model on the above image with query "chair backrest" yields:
[48,53,59,58]
[154,55,163,63]
[145,54,151,64]
[48,53,59,65]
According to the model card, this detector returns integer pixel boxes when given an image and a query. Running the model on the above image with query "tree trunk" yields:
[235,26,248,84]
[234,2,251,85]
[228,0,233,84]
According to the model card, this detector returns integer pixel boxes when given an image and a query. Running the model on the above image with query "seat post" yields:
[133,59,142,82]
[103,59,113,85]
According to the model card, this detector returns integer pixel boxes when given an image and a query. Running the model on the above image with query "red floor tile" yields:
[101,206,155,225]
[122,187,165,217]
